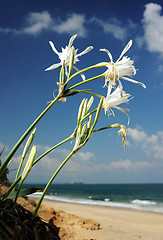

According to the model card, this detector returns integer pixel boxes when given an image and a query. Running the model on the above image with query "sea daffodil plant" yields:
[0,34,146,217]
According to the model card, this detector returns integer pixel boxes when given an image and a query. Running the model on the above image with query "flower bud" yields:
[77,98,85,123]
[87,115,92,133]
[81,99,88,120]
[21,145,37,181]
[22,128,36,160]
[87,96,94,112]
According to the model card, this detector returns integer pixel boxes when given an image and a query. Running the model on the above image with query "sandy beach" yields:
[39,199,163,240]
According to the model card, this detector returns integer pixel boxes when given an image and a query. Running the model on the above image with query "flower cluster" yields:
[0,34,146,216]
[45,34,146,126]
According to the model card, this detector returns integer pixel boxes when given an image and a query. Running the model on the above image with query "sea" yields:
[25,183,163,213]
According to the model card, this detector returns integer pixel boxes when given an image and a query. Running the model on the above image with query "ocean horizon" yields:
[25,183,163,213]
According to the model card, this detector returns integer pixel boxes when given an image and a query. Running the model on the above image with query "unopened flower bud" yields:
[21,145,37,181]
[87,96,94,112]
[22,128,36,160]
[77,98,85,123]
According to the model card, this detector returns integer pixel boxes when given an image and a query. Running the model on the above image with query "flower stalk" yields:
[0,95,60,177]
[1,34,146,216]
[33,97,103,216]
[14,145,37,204]
[13,128,36,191]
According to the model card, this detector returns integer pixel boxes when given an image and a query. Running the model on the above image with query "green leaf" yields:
[6,187,42,199]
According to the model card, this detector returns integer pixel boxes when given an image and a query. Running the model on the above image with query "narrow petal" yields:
[116,40,132,62]
[100,49,113,62]
[73,66,85,80]
[49,41,59,56]
[68,34,77,49]
[45,63,61,71]
[122,76,146,88]
[76,46,93,58]
[114,106,130,122]
[106,81,112,98]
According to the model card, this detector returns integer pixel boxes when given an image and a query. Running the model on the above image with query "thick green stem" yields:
[0,95,60,176]
[68,74,105,90]
[2,133,75,200]
[14,180,23,204]
[94,123,122,132]
[13,157,25,192]
[66,62,107,86]
[33,150,75,216]
[33,134,75,166]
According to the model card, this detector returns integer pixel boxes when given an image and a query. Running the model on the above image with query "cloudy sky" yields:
[0,0,163,184]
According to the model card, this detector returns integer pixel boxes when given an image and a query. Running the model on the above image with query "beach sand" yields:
[37,199,163,240]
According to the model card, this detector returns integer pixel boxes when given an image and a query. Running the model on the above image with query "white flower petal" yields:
[116,57,136,77]
[100,48,113,62]
[103,82,131,120]
[106,81,112,98]
[68,34,77,49]
[117,40,132,62]
[115,106,130,124]
[45,63,61,71]
[122,77,146,88]
[73,66,85,80]
[49,41,59,56]
[76,46,93,58]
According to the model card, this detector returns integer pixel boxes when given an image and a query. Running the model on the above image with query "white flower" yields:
[45,34,93,75]
[103,81,131,122]
[118,125,127,149]
[100,40,146,88]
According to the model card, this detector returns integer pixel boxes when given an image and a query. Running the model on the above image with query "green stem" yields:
[13,157,25,192]
[14,180,23,204]
[2,133,75,200]
[0,95,60,176]
[66,62,107,86]
[33,134,75,166]
[33,150,76,216]
[68,89,103,99]
[68,74,105,90]
[94,123,122,132]
[33,99,103,216]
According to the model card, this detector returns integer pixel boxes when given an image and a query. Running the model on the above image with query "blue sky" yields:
[0,0,163,184]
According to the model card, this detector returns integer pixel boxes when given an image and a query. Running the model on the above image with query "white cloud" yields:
[0,11,87,37]
[23,11,53,35]
[35,146,95,169]
[109,159,132,170]
[128,127,163,160]
[53,13,86,37]
[0,11,135,41]
[0,27,19,34]
[135,36,144,48]
[74,151,95,161]
[12,155,22,164]
[91,17,127,41]
[7,143,157,182]
[108,159,154,171]
[158,65,163,72]
[142,3,163,55]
